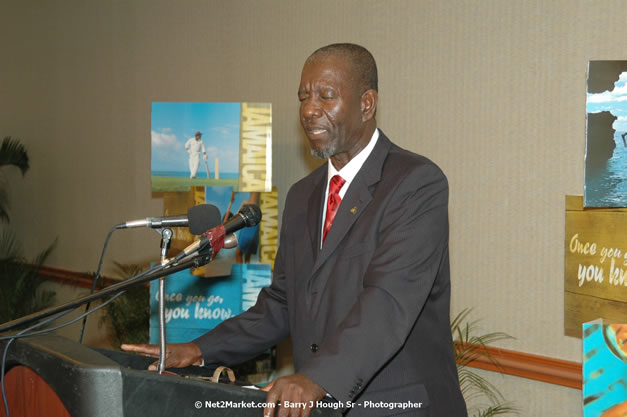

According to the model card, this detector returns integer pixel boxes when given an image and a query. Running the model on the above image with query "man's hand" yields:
[261,374,327,417]
[120,342,203,371]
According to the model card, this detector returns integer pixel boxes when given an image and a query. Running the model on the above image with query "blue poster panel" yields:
[149,264,272,343]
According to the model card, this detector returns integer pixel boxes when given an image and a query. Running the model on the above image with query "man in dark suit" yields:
[123,43,467,417]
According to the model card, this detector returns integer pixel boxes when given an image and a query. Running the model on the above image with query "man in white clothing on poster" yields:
[185,131,208,178]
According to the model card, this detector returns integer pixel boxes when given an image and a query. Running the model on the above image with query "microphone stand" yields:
[0,251,212,334]
[157,227,173,375]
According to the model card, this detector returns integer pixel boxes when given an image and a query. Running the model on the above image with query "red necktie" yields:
[323,175,346,244]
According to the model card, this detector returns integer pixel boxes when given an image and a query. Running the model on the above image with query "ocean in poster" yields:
[584,132,627,207]
[151,170,239,179]
[585,61,627,207]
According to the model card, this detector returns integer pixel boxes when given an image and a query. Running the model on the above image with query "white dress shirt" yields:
[320,129,379,247]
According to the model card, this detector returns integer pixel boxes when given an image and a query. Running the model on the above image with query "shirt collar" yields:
[326,128,379,198]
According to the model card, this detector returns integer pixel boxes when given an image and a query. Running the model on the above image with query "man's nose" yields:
[301,98,321,120]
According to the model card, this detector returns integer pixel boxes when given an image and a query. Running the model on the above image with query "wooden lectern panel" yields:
[0,365,70,417]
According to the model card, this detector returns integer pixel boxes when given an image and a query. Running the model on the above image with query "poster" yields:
[585,61,627,207]
[151,102,272,193]
[148,101,277,376]
[149,264,272,344]
[564,196,627,337]
[583,320,627,417]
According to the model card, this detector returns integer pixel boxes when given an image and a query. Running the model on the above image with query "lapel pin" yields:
[350,206,358,214]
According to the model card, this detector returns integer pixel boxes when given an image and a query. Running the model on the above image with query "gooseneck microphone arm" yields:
[0,204,261,334]
[0,256,206,333]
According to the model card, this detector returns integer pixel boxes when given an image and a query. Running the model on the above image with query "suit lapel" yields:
[313,177,372,269]
[306,168,326,261]
[309,132,392,278]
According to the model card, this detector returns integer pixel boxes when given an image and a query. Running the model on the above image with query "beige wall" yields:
[3,0,621,414]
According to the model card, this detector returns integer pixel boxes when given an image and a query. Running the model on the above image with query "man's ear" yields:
[361,89,378,122]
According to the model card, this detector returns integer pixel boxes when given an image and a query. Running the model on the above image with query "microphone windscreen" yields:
[240,204,262,226]
[187,204,222,235]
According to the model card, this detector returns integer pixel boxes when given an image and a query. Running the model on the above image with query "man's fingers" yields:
[120,343,141,352]
[285,401,301,417]
[263,375,325,417]
[302,402,313,417]
[148,360,159,371]
[261,379,277,417]
[120,344,159,357]
[260,380,276,392]
[264,384,281,417]
[120,343,152,350]
[263,399,277,417]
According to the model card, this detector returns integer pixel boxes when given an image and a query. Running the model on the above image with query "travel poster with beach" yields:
[585,61,627,207]
[151,102,272,193]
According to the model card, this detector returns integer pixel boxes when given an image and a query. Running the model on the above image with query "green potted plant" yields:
[99,262,150,346]
[452,308,519,417]
[0,136,56,324]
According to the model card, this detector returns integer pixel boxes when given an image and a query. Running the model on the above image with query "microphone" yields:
[172,204,262,262]
[223,203,263,235]
[116,204,221,234]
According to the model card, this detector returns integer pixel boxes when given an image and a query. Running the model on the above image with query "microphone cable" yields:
[78,226,117,344]
[1,291,123,417]
[77,204,222,342]
[0,205,227,415]
[0,260,168,417]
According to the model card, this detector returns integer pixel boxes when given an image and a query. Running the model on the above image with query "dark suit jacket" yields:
[194,131,467,417]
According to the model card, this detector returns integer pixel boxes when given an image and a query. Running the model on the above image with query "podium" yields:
[0,334,341,417]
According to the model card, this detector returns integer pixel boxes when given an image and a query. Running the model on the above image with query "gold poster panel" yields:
[259,188,278,269]
[161,187,207,277]
[239,102,272,192]
[161,187,205,253]
[564,195,627,337]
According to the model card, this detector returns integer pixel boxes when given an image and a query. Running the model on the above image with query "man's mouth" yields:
[306,127,328,137]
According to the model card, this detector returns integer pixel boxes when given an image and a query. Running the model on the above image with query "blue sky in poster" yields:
[587,72,627,133]
[151,102,241,174]
[205,186,250,221]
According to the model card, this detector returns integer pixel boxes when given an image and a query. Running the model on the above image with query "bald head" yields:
[305,43,378,94]
[299,44,379,169]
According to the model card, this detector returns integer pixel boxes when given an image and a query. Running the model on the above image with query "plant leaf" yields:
[452,308,519,416]
[0,137,29,175]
